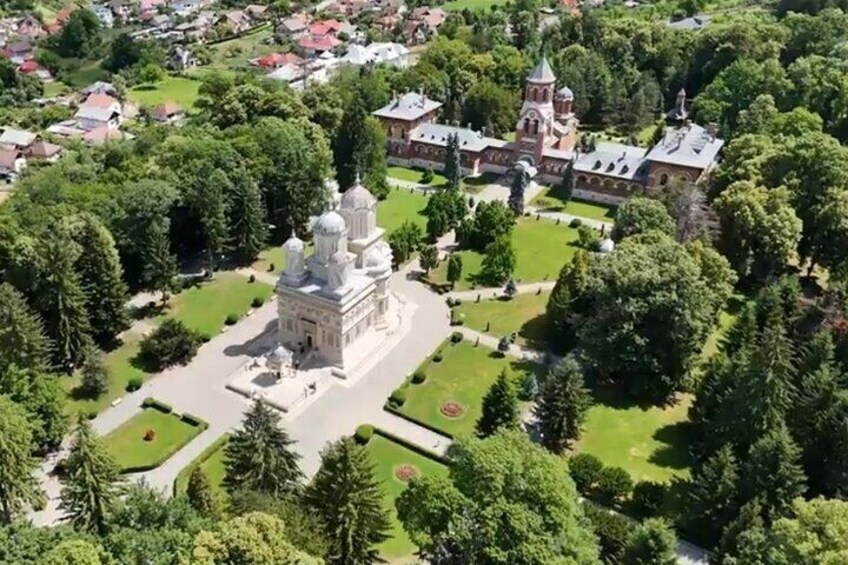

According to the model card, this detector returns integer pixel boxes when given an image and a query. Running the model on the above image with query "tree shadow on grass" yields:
[133,84,157,92]
[519,313,549,351]
[649,421,693,471]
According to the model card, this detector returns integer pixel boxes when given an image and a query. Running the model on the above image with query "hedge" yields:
[354,424,374,444]
[142,397,173,414]
[173,433,230,497]
[389,387,407,407]
[372,427,450,465]
[180,412,209,429]
[411,369,427,384]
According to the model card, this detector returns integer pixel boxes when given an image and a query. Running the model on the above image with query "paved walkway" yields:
[460,327,548,364]
[446,281,556,301]
[527,205,612,231]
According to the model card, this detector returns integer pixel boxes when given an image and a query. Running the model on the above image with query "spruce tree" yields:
[67,213,129,346]
[143,217,178,305]
[546,251,589,349]
[447,253,463,289]
[79,346,109,399]
[444,133,462,191]
[224,400,303,497]
[419,245,439,274]
[558,162,574,201]
[59,416,121,534]
[508,171,527,216]
[535,357,591,453]
[35,234,93,370]
[0,282,51,374]
[334,93,368,190]
[742,423,806,519]
[186,466,220,518]
[476,370,520,437]
[687,445,741,542]
[622,518,677,565]
[305,437,390,565]
[196,169,230,272]
[0,395,44,524]
[229,174,267,262]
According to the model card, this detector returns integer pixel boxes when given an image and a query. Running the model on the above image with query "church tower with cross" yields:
[515,57,558,166]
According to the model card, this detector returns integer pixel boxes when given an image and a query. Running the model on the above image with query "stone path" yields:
[527,205,613,231]
[446,281,556,301]
[459,327,548,365]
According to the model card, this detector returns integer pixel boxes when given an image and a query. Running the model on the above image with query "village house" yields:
[297,34,342,57]
[0,149,25,181]
[245,4,269,19]
[218,10,252,34]
[170,0,205,17]
[16,15,45,40]
[277,12,310,39]
[340,42,409,69]
[17,59,53,81]
[168,45,197,71]
[0,127,37,151]
[109,0,134,23]
[372,58,724,204]
[24,140,63,161]
[403,7,445,44]
[92,4,115,28]
[2,40,33,64]
[149,102,185,124]
[75,93,123,131]
[254,51,302,69]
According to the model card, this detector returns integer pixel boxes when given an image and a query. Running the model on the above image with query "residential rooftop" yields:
[372,92,442,121]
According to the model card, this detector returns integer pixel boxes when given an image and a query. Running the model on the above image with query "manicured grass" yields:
[388,165,447,187]
[577,391,693,483]
[429,217,579,290]
[62,335,151,417]
[104,407,204,472]
[394,340,539,437]
[208,24,275,70]
[174,434,230,501]
[365,433,448,559]
[377,187,429,234]
[530,186,617,222]
[442,0,509,10]
[42,81,68,97]
[157,273,273,337]
[128,76,202,109]
[252,243,313,275]
[454,291,550,349]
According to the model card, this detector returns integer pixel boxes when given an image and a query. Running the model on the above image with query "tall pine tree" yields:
[224,399,303,497]
[444,133,462,191]
[334,92,368,190]
[187,466,221,518]
[143,217,178,305]
[476,370,520,437]
[59,417,121,534]
[742,423,806,520]
[306,437,390,565]
[0,282,51,374]
[508,171,527,216]
[687,445,741,543]
[195,169,230,272]
[546,251,589,349]
[0,395,44,524]
[229,174,267,262]
[535,357,591,453]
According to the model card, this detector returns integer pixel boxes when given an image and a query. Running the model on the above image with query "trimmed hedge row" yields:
[180,412,209,429]
[383,400,456,440]
[142,397,173,414]
[372,427,450,465]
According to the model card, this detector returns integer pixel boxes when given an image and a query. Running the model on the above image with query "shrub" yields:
[354,424,374,444]
[143,429,156,442]
[569,218,582,228]
[519,373,538,401]
[412,369,427,384]
[225,313,239,325]
[597,466,634,505]
[450,331,463,344]
[569,453,603,493]
[251,296,265,308]
[248,274,256,283]
[446,297,455,307]
[268,262,275,272]
[85,410,98,421]
[139,319,203,371]
[126,376,143,392]
[584,504,634,563]
[389,387,407,407]
[421,166,434,184]
[631,481,666,517]
[432,352,443,363]
[180,413,207,428]
[142,397,173,413]
[453,298,462,306]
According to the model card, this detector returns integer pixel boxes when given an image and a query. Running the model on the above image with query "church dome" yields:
[340,181,376,211]
[329,249,348,264]
[556,86,574,100]
[283,231,304,252]
[314,210,346,236]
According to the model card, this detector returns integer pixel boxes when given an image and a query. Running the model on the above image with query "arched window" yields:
[542,89,549,102]
[532,119,539,134]
[523,119,530,133]
[659,173,669,186]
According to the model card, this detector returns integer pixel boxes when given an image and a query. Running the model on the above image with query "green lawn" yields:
[157,273,274,336]
[429,217,579,290]
[252,243,313,275]
[394,340,538,437]
[377,187,429,234]
[128,76,202,109]
[453,291,550,349]
[174,434,229,500]
[208,24,275,70]
[530,186,617,222]
[104,407,204,472]
[388,165,447,187]
[365,433,448,559]
[62,335,151,417]
[442,0,509,9]
[577,390,692,483]
[43,81,68,97]
[62,61,109,88]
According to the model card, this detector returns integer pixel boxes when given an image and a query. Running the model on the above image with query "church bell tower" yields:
[515,57,556,166]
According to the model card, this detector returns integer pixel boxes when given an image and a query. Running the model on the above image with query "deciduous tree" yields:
[479,235,516,286]
[622,518,677,565]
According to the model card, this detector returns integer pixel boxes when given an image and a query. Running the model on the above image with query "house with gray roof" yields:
[0,127,37,150]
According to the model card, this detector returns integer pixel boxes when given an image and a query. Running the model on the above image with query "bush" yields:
[225,313,240,325]
[85,410,98,421]
[569,218,582,228]
[126,376,143,392]
[597,466,634,505]
[389,387,407,407]
[569,453,603,493]
[180,413,208,428]
[268,262,275,272]
[79,351,109,399]
[142,397,173,413]
[519,373,539,401]
[422,166,434,184]
[355,424,374,444]
[453,298,462,306]
[251,296,264,308]
[584,504,634,563]
[631,481,666,517]
[248,274,256,283]
[139,319,203,371]
[432,352,443,363]
[450,331,463,344]
[412,369,427,384]
[446,297,455,307]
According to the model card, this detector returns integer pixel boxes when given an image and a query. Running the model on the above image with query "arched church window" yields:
[543,89,549,102]
[523,119,529,133]
[659,173,669,185]
[532,119,539,134]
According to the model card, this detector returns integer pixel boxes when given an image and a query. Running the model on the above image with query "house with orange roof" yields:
[254,52,302,69]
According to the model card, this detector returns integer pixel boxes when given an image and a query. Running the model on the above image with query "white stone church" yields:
[276,178,394,375]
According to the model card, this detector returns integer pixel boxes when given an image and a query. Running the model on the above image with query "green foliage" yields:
[535,358,591,453]
[41,539,110,564]
[576,224,601,251]
[475,370,520,437]
[597,466,634,505]
[583,503,633,564]
[305,437,391,564]
[443,133,462,191]
[125,377,142,392]
[412,368,428,384]
[79,349,109,399]
[224,313,239,325]
[508,171,527,216]
[424,189,466,241]
[0,395,44,524]
[687,445,741,542]
[421,166,435,184]
[142,217,178,303]
[52,9,101,59]
[0,283,50,374]
[419,244,439,274]
[388,220,422,265]
[389,387,407,407]
[610,197,675,242]
[458,200,513,252]
[186,467,221,519]
[223,400,303,498]
[396,431,598,565]
[623,518,678,565]
[446,253,463,288]
[546,251,589,350]
[479,234,516,286]
[138,319,203,371]
[354,424,374,444]
[631,481,666,517]
[519,372,538,401]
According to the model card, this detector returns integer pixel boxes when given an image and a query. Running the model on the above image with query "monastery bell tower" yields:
[515,57,556,166]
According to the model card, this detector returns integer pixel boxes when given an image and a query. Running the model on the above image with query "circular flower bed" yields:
[143,429,156,442]
[440,402,465,418]
[395,464,419,482]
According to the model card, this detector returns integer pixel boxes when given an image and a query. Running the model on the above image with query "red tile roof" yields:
[0,149,20,170]
[298,34,341,52]
[150,102,182,121]
[18,60,40,73]
[25,140,62,158]
[255,52,302,68]
[308,19,342,36]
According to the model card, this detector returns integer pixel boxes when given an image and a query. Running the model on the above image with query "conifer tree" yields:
[306,437,390,565]
[224,400,303,497]
[229,174,268,262]
[508,171,527,216]
[447,253,463,289]
[546,251,589,349]
[0,395,44,524]
[0,282,51,374]
[143,217,178,305]
[444,133,462,191]
[67,213,129,346]
[558,162,575,202]
[535,357,591,453]
[687,445,741,542]
[476,370,520,437]
[79,347,109,399]
[187,466,220,518]
[419,245,439,274]
[622,518,677,565]
[196,169,230,272]
[742,423,806,519]
[59,417,121,534]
